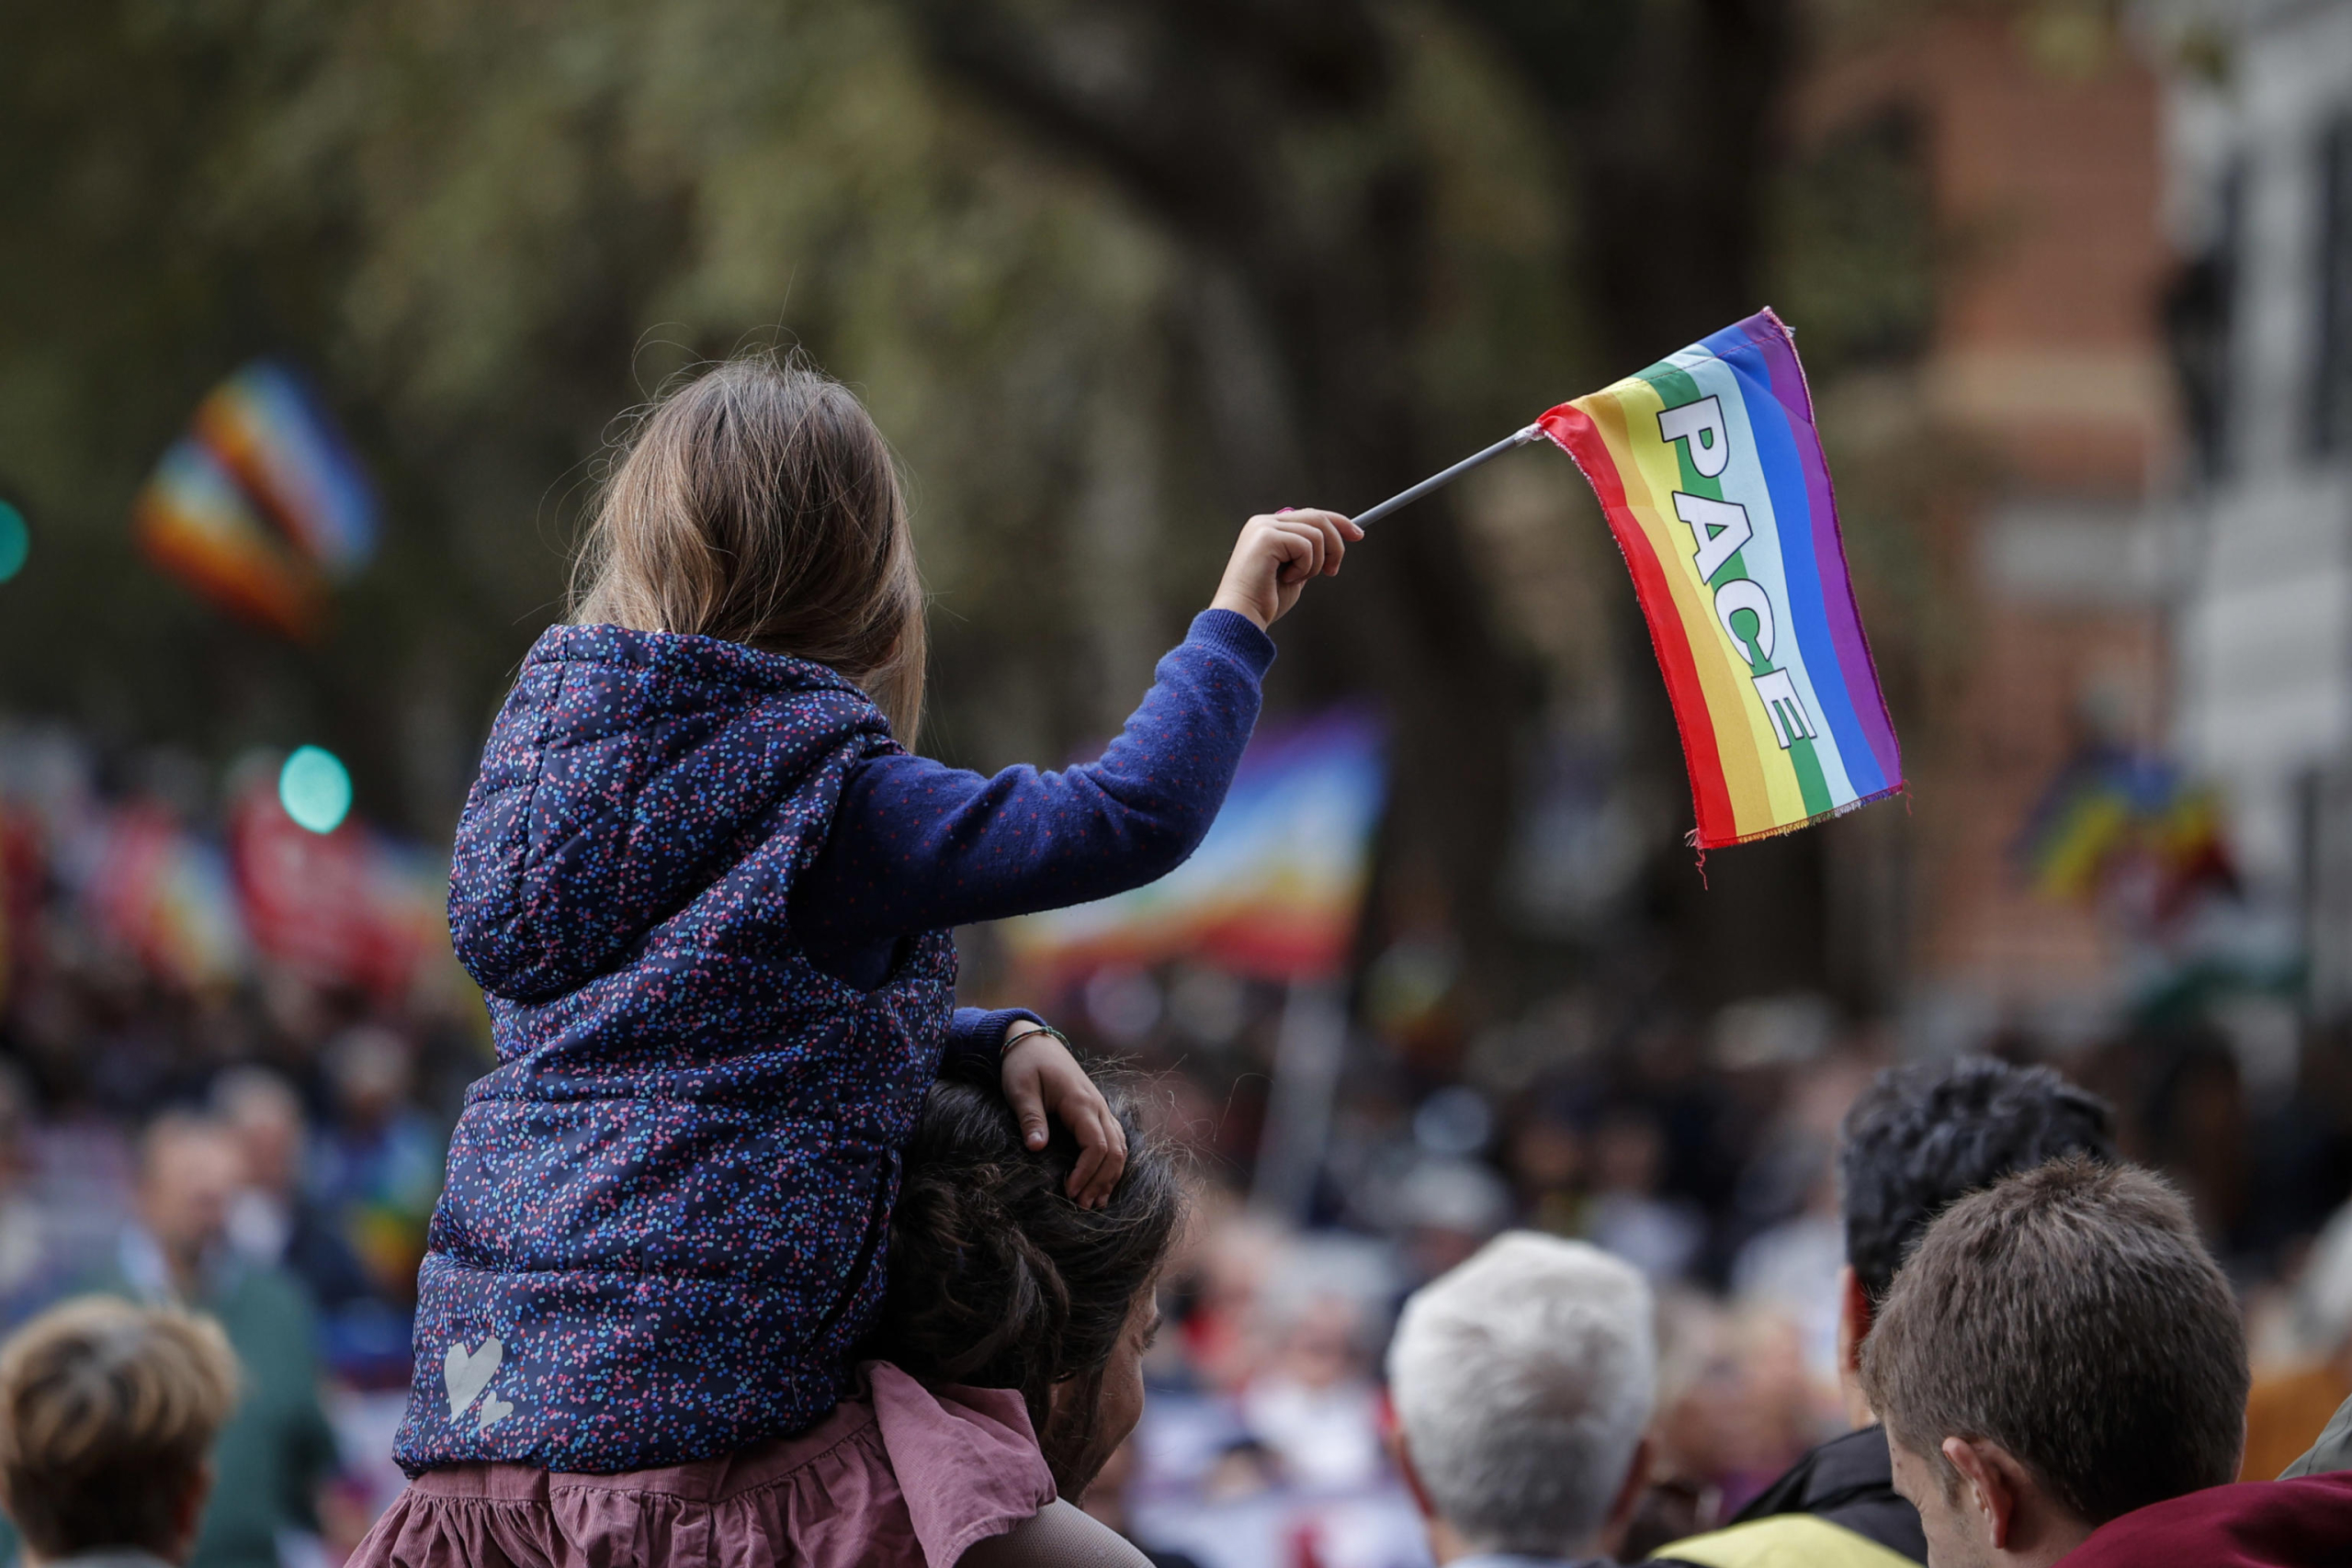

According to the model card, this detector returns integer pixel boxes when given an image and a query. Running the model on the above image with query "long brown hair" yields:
[571,351,928,738]
[870,1074,1186,1495]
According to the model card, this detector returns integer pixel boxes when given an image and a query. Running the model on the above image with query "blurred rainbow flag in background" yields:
[194,361,379,577]
[134,359,379,639]
[88,807,250,990]
[2018,750,2235,917]
[135,439,326,638]
[1540,310,1904,850]
[1004,708,1385,982]
[232,775,447,1003]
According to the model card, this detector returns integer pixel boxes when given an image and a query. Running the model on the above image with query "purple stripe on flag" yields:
[1727,344,1886,795]
[1750,310,1904,788]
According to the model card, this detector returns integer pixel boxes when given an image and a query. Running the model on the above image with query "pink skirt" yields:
[346,1364,1057,1568]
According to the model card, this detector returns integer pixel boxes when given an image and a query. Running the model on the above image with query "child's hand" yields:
[1210,508,1363,630]
[1001,1021,1129,1209]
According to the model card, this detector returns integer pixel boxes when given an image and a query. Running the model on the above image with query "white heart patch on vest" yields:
[443,1337,503,1419]
[477,1390,514,1431]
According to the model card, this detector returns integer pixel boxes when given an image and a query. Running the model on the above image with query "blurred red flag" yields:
[230,781,442,1001]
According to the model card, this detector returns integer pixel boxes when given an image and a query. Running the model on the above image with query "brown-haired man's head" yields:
[1860,1156,2247,1568]
[0,1296,240,1565]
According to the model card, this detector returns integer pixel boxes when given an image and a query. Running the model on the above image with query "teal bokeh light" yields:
[279,745,353,834]
[0,501,26,583]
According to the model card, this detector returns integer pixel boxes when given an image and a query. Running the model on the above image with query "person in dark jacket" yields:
[214,1066,375,1311]
[385,352,1360,1502]
[1648,1059,2116,1568]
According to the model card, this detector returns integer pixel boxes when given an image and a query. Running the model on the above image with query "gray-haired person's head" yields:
[1386,1232,1657,1560]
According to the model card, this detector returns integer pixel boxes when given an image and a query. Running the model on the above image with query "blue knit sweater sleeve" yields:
[795,609,1274,953]
[940,1005,1047,1079]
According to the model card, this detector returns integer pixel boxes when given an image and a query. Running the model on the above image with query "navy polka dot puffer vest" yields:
[393,624,956,1475]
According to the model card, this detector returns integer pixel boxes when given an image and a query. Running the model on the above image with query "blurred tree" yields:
[894,0,1946,1010]
[0,0,1217,830]
[0,0,1953,1020]
[1446,0,1825,1009]
[899,0,1533,987]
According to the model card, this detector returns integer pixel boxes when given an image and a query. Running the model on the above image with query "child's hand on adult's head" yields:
[1209,509,1363,630]
[1000,1021,1129,1209]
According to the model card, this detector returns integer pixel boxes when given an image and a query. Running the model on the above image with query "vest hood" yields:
[447,622,890,1002]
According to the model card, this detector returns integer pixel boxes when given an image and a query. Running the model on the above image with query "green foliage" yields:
[0,0,1589,833]
[0,0,1214,829]
[1767,106,1939,379]
[0,0,1950,991]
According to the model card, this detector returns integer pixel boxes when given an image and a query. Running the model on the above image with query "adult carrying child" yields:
[366,351,1355,1556]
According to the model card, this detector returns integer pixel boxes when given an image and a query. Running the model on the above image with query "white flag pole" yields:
[1350,424,1544,528]
[1250,976,1350,1223]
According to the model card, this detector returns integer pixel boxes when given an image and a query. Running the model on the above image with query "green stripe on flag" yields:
[1645,365,1834,818]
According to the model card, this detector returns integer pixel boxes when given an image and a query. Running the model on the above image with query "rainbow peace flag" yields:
[194,361,379,578]
[88,807,251,990]
[1003,708,1385,981]
[135,438,326,640]
[1540,310,1904,849]
[134,358,379,639]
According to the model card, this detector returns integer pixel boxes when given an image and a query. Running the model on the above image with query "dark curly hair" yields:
[1841,1056,2116,1304]
[865,1073,1185,1494]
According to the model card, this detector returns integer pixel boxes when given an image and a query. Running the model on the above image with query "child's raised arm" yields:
[794,509,1358,957]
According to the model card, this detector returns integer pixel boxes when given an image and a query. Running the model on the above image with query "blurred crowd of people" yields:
[1031,960,2352,1568]
[7,721,2352,1567]
[0,724,481,1562]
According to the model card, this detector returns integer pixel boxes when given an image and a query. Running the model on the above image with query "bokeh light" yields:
[0,500,27,583]
[278,744,353,834]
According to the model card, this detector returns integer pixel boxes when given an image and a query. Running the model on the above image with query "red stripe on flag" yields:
[1536,403,1737,844]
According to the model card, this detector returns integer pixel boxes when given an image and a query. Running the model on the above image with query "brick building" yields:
[1799,6,2185,1041]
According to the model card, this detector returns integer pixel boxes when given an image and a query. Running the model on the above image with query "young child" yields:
[392,352,1357,1475]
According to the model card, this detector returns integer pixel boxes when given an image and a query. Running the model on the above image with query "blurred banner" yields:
[88,807,251,990]
[0,728,446,1004]
[0,817,14,1012]
[231,777,445,1002]
[1004,706,1386,983]
[133,359,379,640]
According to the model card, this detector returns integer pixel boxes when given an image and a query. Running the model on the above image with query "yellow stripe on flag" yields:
[1582,384,1805,837]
